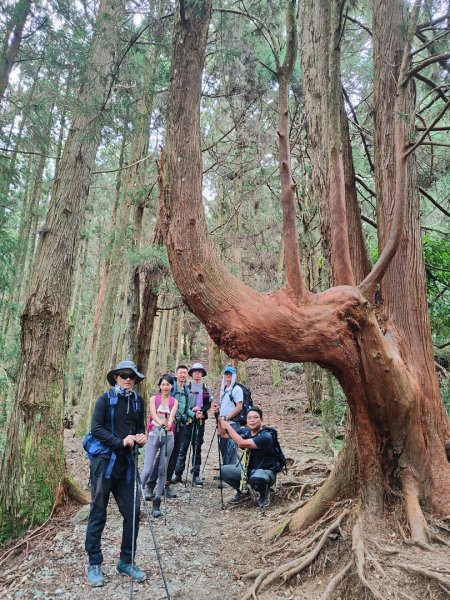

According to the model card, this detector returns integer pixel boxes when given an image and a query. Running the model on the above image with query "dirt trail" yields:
[1,359,331,600]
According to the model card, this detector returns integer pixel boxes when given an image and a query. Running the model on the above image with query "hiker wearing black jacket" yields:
[218,406,276,509]
[84,360,147,587]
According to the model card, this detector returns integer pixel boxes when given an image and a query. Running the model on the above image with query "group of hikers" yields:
[83,359,283,587]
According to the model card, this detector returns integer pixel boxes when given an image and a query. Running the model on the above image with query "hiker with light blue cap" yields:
[212,365,243,474]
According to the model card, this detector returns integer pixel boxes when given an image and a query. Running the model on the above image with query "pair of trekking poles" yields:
[201,415,226,509]
[129,444,171,600]
[185,418,204,505]
[202,416,249,510]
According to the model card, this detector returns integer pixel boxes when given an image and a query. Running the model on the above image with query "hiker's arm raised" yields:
[220,420,257,449]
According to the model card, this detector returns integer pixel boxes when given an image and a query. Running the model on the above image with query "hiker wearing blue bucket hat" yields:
[84,360,147,587]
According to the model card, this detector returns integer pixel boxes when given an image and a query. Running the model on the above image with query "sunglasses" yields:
[117,372,136,380]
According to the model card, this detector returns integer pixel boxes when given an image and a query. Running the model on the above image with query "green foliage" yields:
[423,234,450,346]
[128,244,169,269]
[440,376,450,417]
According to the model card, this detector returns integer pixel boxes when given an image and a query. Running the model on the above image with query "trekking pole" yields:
[188,419,201,505]
[130,444,138,599]
[163,431,168,526]
[215,415,224,510]
[201,424,217,476]
[184,420,196,487]
[129,449,171,599]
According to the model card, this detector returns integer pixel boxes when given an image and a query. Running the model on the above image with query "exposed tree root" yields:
[397,562,450,591]
[60,473,90,505]
[319,559,352,600]
[241,569,264,581]
[401,471,430,545]
[264,438,355,540]
[242,508,349,600]
[352,518,385,600]
[398,522,432,551]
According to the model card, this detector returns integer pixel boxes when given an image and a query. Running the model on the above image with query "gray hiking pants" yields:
[141,432,174,497]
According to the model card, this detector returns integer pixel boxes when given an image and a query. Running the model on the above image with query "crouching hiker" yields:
[218,407,277,509]
[141,374,178,518]
[84,361,147,587]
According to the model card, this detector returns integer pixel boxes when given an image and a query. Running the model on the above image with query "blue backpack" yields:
[82,389,140,480]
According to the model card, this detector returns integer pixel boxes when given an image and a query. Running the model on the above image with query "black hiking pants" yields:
[85,455,139,565]
[174,420,205,477]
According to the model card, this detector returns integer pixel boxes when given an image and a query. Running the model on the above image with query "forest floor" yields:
[1,359,449,600]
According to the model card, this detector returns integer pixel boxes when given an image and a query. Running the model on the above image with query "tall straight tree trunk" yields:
[0,0,32,105]
[0,0,126,542]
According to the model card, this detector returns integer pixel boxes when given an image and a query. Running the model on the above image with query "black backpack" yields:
[229,382,253,425]
[262,426,287,474]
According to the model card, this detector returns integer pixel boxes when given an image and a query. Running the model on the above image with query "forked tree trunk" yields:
[0,0,126,541]
[159,0,450,543]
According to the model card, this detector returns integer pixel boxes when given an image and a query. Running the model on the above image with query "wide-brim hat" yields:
[188,362,207,377]
[107,360,145,386]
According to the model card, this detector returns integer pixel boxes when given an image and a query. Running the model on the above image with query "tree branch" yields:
[345,15,372,37]
[343,87,375,172]
[403,51,450,84]
[93,153,152,174]
[419,187,450,217]
[277,0,305,298]
[406,95,450,157]
[411,30,449,57]
[328,3,355,286]
[215,8,280,66]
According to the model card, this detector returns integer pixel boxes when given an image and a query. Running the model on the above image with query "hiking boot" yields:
[217,481,230,489]
[152,496,162,518]
[257,488,270,509]
[165,486,177,499]
[87,564,105,587]
[171,473,182,484]
[193,475,203,486]
[117,559,146,582]
[228,491,251,505]
[144,483,154,501]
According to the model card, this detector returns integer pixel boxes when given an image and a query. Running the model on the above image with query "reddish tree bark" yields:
[159,0,450,548]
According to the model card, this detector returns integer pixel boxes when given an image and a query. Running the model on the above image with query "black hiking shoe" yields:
[228,491,251,505]
[257,489,270,509]
[193,475,203,486]
[171,474,182,484]
[165,486,177,499]
[152,496,162,518]
[144,484,154,501]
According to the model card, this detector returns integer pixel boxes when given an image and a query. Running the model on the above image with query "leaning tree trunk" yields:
[158,0,450,550]
[0,0,126,542]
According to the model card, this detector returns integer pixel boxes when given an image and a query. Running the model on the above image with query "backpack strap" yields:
[104,389,118,480]
[155,394,175,409]
[229,383,240,406]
